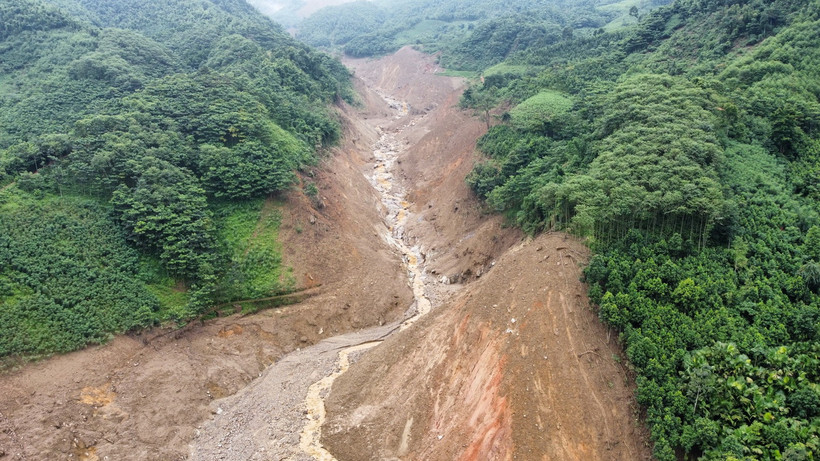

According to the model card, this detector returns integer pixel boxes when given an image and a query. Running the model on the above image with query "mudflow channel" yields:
[189,93,435,460]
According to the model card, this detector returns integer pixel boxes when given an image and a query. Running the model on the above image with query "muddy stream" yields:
[299,94,434,460]
[189,92,437,460]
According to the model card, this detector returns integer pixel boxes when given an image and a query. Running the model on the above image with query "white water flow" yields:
[298,96,434,459]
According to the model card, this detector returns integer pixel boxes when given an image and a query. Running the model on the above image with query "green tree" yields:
[112,158,216,284]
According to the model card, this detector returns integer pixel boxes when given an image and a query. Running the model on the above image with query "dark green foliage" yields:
[295,0,619,64]
[0,0,352,356]
[446,15,563,70]
[111,159,216,282]
[459,0,820,458]
[298,1,386,48]
[0,0,82,42]
[344,32,398,58]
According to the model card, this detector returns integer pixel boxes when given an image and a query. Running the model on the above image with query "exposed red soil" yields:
[0,46,651,461]
[345,47,523,290]
[322,48,653,460]
[324,235,652,460]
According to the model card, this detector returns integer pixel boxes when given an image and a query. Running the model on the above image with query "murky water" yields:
[370,130,432,327]
[298,96,434,459]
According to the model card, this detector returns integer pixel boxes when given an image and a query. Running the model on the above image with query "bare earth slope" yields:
[188,46,526,460]
[322,47,652,460]
[345,47,522,291]
[0,47,649,461]
[323,235,651,460]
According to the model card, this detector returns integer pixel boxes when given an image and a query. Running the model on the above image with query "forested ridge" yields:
[294,0,674,68]
[0,0,352,356]
[448,0,820,459]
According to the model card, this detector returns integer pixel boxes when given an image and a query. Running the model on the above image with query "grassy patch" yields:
[483,63,531,77]
[212,198,293,302]
[138,256,190,321]
[598,0,654,31]
[395,19,473,44]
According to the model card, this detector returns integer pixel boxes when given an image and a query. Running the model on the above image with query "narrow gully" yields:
[298,95,435,459]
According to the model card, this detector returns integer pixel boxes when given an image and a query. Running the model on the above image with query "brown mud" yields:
[320,47,652,461]
[0,47,650,461]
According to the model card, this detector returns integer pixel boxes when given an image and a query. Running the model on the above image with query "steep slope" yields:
[346,47,522,291]
[456,2,820,458]
[188,46,527,460]
[0,0,353,357]
[0,43,649,461]
[319,47,650,460]
[324,234,651,460]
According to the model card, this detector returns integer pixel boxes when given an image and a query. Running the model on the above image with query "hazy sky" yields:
[248,0,365,20]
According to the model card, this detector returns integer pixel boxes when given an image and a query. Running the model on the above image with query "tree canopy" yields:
[0,0,351,356]
[459,0,820,458]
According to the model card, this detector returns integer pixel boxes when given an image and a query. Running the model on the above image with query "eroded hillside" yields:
[190,47,650,460]
[0,48,648,460]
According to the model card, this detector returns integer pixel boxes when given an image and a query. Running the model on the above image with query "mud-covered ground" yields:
[321,48,653,461]
[0,47,650,461]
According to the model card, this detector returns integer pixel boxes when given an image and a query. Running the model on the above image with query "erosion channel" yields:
[189,53,441,460]
[0,47,650,461]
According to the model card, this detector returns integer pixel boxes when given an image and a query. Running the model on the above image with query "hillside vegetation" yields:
[294,0,674,69]
[0,0,352,356]
[454,0,820,458]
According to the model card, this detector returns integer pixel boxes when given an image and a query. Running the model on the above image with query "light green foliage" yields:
[213,199,291,301]
[139,257,191,321]
[393,19,470,47]
[509,90,573,132]
[483,63,531,78]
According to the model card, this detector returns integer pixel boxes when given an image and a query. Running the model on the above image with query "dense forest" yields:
[450,0,820,459]
[0,0,352,356]
[293,0,674,68]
